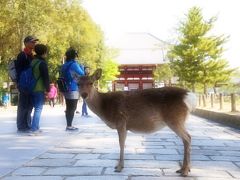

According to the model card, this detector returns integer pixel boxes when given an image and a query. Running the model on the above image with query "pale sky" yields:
[82,0,240,68]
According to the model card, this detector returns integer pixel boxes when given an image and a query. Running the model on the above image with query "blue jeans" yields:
[31,92,44,131]
[82,100,88,116]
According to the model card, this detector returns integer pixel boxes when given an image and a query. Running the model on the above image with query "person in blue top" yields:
[2,93,9,107]
[61,48,84,131]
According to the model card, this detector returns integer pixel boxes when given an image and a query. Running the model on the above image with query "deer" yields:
[73,68,197,177]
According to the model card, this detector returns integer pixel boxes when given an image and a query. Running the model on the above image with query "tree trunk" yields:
[163,80,167,87]
[231,93,237,112]
[213,87,217,94]
[219,93,223,110]
[168,79,172,86]
[203,83,207,94]
[191,82,195,93]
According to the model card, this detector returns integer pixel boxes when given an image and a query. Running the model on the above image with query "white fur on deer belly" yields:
[129,118,166,134]
[102,119,116,129]
[151,120,166,132]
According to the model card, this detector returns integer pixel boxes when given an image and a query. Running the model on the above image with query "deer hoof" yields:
[114,165,123,172]
[176,167,190,176]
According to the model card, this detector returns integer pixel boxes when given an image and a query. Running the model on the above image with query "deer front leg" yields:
[114,121,127,172]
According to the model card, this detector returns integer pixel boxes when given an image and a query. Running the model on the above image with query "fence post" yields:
[219,93,223,110]
[211,94,214,108]
[231,93,237,112]
[199,94,202,106]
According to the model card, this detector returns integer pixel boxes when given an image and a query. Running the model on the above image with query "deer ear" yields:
[92,68,102,81]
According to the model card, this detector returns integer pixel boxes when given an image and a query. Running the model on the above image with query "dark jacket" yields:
[15,51,33,82]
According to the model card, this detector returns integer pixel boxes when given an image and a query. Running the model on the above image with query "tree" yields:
[44,0,105,82]
[154,63,173,86]
[98,48,119,91]
[218,67,240,94]
[169,7,233,93]
[0,0,53,88]
[0,0,106,86]
[200,59,235,94]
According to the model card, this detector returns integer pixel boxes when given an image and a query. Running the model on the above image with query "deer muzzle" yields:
[81,92,88,99]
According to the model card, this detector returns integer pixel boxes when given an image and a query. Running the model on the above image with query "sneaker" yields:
[66,126,79,131]
[34,129,43,133]
[28,130,41,136]
[17,129,31,133]
[82,114,91,118]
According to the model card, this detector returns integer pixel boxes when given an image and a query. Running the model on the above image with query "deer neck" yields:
[85,89,103,116]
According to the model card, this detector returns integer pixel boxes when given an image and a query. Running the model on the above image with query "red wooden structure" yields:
[113,64,156,91]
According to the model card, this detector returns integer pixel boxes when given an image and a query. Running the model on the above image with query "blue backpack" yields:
[57,62,74,93]
[18,60,41,93]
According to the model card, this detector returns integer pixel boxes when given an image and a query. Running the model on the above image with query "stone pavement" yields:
[0,105,240,180]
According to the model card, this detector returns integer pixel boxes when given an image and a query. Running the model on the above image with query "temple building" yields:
[109,33,169,91]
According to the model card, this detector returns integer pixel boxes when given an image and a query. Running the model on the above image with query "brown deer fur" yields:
[74,69,196,177]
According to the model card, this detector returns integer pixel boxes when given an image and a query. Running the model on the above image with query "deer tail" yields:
[184,92,197,112]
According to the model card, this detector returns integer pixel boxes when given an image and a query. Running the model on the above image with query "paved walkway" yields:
[0,105,240,180]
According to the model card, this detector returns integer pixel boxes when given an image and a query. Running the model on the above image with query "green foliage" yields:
[169,7,233,92]
[0,0,106,85]
[219,83,240,94]
[154,63,173,86]
[220,68,240,94]
[200,59,235,92]
[99,58,119,92]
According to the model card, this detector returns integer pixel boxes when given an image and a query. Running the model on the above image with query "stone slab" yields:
[44,167,103,176]
[100,153,155,160]
[25,159,75,167]
[74,159,117,167]
[12,167,46,176]
[104,167,163,176]
[2,176,63,180]
[164,168,232,178]
[66,176,128,180]
[39,153,75,159]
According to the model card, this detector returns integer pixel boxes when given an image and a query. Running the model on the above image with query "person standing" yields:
[30,44,50,134]
[2,92,9,108]
[15,36,38,133]
[48,83,58,107]
[61,48,84,131]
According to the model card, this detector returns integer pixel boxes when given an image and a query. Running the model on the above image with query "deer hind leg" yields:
[168,123,191,177]
[115,121,127,172]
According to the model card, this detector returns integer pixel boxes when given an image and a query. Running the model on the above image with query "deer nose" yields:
[81,92,88,99]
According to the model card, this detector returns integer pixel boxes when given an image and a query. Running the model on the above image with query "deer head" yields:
[73,68,102,100]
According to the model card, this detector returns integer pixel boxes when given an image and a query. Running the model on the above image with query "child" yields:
[48,83,58,107]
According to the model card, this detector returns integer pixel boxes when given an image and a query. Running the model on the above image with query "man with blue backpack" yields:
[15,36,38,133]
